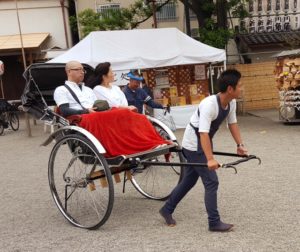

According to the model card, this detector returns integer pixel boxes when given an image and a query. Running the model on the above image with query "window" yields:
[274,16,282,31]
[156,1,177,21]
[284,15,290,31]
[258,18,264,32]
[266,18,273,32]
[258,0,263,12]
[284,0,289,10]
[294,0,298,9]
[295,16,299,29]
[96,4,120,19]
[249,19,256,33]
[267,0,272,11]
[276,0,281,11]
[249,1,254,12]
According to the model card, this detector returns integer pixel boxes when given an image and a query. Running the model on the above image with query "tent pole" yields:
[209,63,214,94]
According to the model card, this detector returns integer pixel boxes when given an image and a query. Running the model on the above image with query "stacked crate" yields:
[275,58,300,91]
[145,64,209,107]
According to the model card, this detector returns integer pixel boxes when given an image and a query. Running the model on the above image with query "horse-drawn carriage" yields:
[22,63,260,230]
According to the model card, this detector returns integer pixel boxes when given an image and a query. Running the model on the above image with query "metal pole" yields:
[15,0,27,70]
[209,63,214,94]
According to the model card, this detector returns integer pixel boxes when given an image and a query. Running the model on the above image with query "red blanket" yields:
[78,108,170,157]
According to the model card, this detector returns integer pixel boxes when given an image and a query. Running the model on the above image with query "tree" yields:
[72,0,249,49]
[178,0,249,48]
[73,0,175,37]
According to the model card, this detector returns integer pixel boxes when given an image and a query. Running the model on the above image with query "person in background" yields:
[87,62,137,111]
[53,61,97,117]
[159,69,248,232]
[123,69,164,114]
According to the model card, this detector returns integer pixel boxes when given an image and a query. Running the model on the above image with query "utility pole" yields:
[15,0,27,70]
[184,0,191,36]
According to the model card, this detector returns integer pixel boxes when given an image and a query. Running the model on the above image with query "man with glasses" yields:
[54,61,97,117]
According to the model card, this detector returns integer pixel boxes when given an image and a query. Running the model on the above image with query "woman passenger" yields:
[87,62,137,111]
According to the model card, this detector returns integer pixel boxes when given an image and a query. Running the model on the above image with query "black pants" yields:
[162,148,220,226]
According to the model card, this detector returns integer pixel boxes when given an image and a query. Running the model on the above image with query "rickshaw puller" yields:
[159,69,248,232]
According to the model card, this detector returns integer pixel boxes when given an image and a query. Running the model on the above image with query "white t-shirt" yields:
[53,81,97,110]
[93,84,128,108]
[182,95,237,151]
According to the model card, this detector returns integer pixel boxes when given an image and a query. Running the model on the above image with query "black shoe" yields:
[159,208,176,227]
[209,221,234,232]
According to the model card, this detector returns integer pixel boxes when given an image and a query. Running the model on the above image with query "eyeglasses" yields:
[69,68,87,74]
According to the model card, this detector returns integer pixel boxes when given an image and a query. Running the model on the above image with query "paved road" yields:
[0,111,299,252]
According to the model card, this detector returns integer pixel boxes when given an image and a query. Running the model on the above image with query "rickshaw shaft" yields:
[141,161,207,167]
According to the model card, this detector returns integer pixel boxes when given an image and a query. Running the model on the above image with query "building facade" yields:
[75,0,199,39]
[233,0,300,63]
[0,0,72,99]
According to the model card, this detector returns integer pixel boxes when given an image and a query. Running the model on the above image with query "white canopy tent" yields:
[48,28,225,70]
[48,28,226,128]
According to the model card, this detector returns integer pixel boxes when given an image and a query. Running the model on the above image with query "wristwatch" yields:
[237,143,244,148]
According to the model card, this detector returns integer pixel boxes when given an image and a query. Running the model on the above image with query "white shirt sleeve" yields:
[227,99,237,124]
[54,86,69,107]
[198,97,218,133]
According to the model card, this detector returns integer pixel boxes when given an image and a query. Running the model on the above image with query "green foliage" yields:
[198,19,232,49]
[75,0,177,37]
[229,0,249,19]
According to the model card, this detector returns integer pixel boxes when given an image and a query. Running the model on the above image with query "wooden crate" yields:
[170,96,186,106]
[154,98,169,106]
[190,94,205,105]
[169,86,178,97]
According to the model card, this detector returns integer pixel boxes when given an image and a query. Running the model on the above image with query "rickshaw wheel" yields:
[48,134,114,229]
[9,112,19,131]
[131,122,184,201]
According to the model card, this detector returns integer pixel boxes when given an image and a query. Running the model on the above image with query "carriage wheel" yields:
[48,134,114,229]
[9,112,19,131]
[131,122,184,201]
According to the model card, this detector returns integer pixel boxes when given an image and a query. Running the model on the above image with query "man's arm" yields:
[145,98,164,109]
[59,103,88,117]
[228,123,248,156]
[140,89,163,109]
[200,132,219,170]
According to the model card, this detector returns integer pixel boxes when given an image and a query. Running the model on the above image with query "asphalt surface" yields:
[0,110,299,252]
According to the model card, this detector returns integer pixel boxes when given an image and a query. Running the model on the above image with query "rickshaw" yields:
[21,63,260,230]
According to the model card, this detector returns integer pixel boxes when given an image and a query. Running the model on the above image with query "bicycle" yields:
[0,99,19,135]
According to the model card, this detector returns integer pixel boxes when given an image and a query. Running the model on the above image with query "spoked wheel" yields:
[9,112,19,131]
[131,122,184,200]
[48,134,114,229]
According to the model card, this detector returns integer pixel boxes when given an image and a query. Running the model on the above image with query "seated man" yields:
[123,70,164,114]
[53,61,170,158]
[54,61,97,117]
